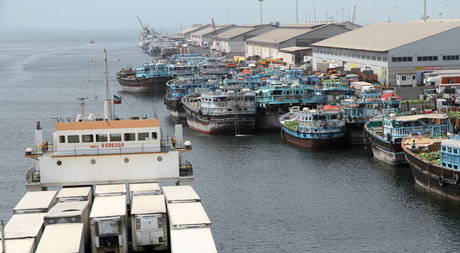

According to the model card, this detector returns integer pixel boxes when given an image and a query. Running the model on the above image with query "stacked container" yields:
[90,187,128,253]
[162,185,217,253]
[0,238,35,253]
[3,213,46,251]
[13,191,57,214]
[35,223,85,253]
[44,201,90,250]
[130,183,168,252]
[56,186,92,203]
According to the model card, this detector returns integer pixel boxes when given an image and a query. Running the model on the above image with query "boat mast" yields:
[103,49,113,120]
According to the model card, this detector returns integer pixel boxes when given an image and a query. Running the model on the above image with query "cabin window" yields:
[110,133,122,142]
[124,133,136,141]
[138,132,150,141]
[448,148,452,153]
[455,149,458,154]
[96,134,108,142]
[59,135,66,143]
[442,147,446,151]
[152,132,158,140]
[68,135,80,143]
[82,134,94,143]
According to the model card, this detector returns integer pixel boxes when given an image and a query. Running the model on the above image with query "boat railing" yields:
[179,159,193,177]
[390,125,451,138]
[25,166,40,184]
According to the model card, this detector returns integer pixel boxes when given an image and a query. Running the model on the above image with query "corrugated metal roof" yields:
[216,27,256,40]
[191,25,232,37]
[35,223,83,253]
[279,46,311,53]
[131,194,166,214]
[181,25,209,34]
[168,202,211,227]
[5,213,46,239]
[313,20,460,52]
[162,185,200,203]
[170,228,217,253]
[246,28,312,44]
[90,195,126,217]
[0,238,35,253]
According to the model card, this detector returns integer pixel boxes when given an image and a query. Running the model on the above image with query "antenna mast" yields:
[103,49,112,120]
[424,0,427,22]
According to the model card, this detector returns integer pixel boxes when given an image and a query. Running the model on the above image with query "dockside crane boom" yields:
[137,16,147,30]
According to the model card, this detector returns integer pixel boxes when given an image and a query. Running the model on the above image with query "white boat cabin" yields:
[52,118,162,156]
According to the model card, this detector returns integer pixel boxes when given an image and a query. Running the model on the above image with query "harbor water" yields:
[2,30,460,252]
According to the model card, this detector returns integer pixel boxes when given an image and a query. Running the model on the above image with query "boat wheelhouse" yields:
[164,76,220,118]
[182,87,256,135]
[365,113,452,164]
[402,135,460,200]
[279,106,346,149]
[197,57,229,77]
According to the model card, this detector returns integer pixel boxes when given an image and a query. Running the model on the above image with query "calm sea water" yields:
[1,30,460,252]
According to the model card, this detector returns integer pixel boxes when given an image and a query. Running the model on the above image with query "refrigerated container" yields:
[56,186,92,203]
[13,191,57,214]
[35,223,84,253]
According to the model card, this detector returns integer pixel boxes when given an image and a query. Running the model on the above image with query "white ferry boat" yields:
[0,50,218,253]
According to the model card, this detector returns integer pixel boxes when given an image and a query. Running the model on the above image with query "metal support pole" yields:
[1,219,5,253]
[296,0,299,23]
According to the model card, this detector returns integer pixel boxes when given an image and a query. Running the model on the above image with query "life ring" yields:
[439,176,445,187]
[454,174,460,185]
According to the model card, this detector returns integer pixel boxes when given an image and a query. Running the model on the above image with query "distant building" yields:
[180,24,210,40]
[312,20,460,86]
[245,24,351,60]
[213,24,277,56]
[190,25,235,47]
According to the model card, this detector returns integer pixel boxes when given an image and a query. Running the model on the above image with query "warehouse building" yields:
[190,25,235,47]
[213,24,277,56]
[180,24,210,40]
[245,24,351,59]
[312,20,460,86]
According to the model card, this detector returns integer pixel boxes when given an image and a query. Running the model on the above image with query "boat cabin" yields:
[200,87,256,115]
[383,114,452,142]
[135,63,170,78]
[441,137,460,170]
[296,107,345,133]
[52,118,162,156]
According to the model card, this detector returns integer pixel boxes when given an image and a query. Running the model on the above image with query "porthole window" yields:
[57,160,62,166]
[157,156,163,162]
[124,157,129,163]
[90,159,96,165]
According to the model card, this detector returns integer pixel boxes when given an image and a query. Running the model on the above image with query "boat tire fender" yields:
[298,99,302,104]
[386,133,392,143]
[455,174,460,185]
[439,176,445,187]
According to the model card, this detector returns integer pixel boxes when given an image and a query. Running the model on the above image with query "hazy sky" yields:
[1,0,458,32]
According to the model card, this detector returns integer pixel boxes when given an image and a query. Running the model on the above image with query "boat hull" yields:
[403,144,460,200]
[281,126,346,149]
[165,98,186,119]
[255,113,282,131]
[365,126,405,165]
[117,76,172,93]
[183,103,255,134]
[345,122,365,145]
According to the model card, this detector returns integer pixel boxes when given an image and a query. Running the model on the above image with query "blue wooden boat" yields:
[255,81,327,131]
[279,105,347,149]
[403,135,460,200]
[116,62,172,93]
[365,113,452,164]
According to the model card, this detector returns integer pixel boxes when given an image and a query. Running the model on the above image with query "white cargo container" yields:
[95,184,126,197]
[35,223,84,253]
[130,182,161,196]
[0,238,35,253]
[13,190,57,214]
[162,185,200,203]
[44,201,90,250]
[56,186,92,202]
[168,202,211,229]
[90,195,128,253]
[170,228,218,253]
[131,194,168,251]
[4,213,46,251]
